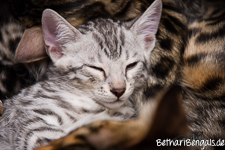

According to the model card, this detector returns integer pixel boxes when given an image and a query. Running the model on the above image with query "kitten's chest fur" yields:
[0,72,135,149]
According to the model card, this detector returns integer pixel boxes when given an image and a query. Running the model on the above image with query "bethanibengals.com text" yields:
[156,139,225,150]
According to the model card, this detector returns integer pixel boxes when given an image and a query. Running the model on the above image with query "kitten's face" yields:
[42,0,162,109]
[56,22,150,108]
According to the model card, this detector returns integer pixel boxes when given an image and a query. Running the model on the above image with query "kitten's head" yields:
[42,0,162,109]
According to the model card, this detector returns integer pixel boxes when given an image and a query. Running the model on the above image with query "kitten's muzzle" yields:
[110,88,126,98]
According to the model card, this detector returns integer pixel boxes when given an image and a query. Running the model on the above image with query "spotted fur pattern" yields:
[0,1,162,149]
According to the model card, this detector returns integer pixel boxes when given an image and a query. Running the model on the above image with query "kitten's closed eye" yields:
[126,62,138,72]
[88,65,105,73]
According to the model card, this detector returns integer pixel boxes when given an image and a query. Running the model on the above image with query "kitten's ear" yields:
[42,9,82,63]
[131,0,162,50]
[15,27,47,63]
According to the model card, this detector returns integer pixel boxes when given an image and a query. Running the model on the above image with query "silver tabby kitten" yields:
[0,0,162,149]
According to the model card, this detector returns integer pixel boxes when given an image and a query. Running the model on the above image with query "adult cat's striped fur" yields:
[8,0,155,28]
[180,0,225,146]
[0,1,162,149]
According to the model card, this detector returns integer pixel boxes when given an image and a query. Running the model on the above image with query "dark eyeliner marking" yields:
[126,62,138,71]
[88,66,104,72]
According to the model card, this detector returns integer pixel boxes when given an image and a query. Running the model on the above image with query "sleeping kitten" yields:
[0,1,162,150]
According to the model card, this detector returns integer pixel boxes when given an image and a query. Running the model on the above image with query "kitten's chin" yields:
[100,99,125,109]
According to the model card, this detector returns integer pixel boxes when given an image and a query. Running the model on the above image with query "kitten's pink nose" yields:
[110,88,126,98]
